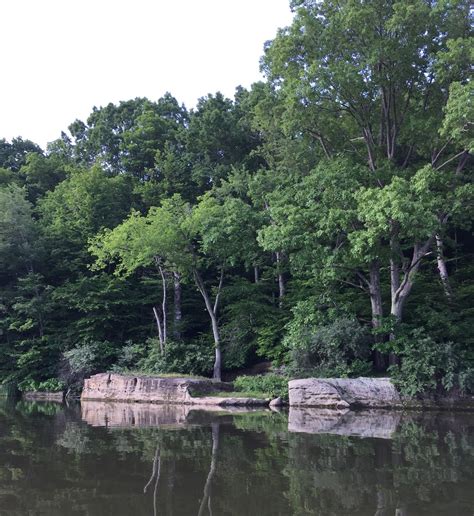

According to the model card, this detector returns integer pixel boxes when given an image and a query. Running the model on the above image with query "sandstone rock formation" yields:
[288,377,474,410]
[82,373,227,403]
[81,373,268,406]
[289,377,401,409]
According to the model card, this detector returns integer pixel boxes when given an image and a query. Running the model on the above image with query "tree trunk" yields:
[390,238,434,322]
[388,236,433,365]
[152,306,164,355]
[276,251,285,307]
[152,259,168,353]
[254,266,259,284]
[389,230,401,306]
[208,307,222,381]
[193,269,224,382]
[369,259,383,327]
[173,272,182,340]
[368,260,386,371]
[158,266,167,345]
[213,344,222,384]
[435,234,453,300]
[388,233,402,365]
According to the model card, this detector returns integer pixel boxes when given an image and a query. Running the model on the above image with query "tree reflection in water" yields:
[0,401,472,516]
[143,445,161,516]
[197,422,219,516]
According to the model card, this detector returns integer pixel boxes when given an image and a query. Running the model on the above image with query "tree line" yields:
[0,0,472,394]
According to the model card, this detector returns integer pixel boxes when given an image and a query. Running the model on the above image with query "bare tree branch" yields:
[435,151,466,171]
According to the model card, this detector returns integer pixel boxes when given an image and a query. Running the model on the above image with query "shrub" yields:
[12,337,61,387]
[114,341,148,371]
[64,343,98,376]
[63,340,116,376]
[18,378,64,392]
[388,328,474,397]
[61,340,117,394]
[234,374,289,400]
[285,315,372,378]
[136,337,215,377]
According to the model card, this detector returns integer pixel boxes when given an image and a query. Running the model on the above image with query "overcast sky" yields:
[1,0,293,149]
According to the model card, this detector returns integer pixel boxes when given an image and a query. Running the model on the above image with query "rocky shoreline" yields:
[77,373,474,411]
[289,377,474,411]
[16,374,474,411]
[80,373,271,407]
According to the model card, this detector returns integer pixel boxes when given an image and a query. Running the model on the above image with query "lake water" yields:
[0,400,473,515]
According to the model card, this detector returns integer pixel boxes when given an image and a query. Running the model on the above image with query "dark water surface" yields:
[0,400,473,516]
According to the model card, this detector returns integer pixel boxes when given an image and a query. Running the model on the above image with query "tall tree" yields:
[0,137,42,172]
[90,192,254,381]
[260,0,473,353]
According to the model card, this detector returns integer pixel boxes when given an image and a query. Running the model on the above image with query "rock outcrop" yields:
[288,377,474,410]
[289,377,401,409]
[81,373,268,406]
[269,397,284,407]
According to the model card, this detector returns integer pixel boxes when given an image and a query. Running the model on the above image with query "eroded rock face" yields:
[81,373,270,407]
[288,377,474,410]
[289,377,402,409]
[81,373,233,404]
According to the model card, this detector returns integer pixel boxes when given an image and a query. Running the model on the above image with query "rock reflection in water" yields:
[81,400,268,428]
[0,400,473,515]
[288,407,404,439]
[81,401,191,428]
[287,409,474,516]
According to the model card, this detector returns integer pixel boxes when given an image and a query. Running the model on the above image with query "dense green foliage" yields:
[234,374,289,400]
[0,0,472,395]
[287,316,373,378]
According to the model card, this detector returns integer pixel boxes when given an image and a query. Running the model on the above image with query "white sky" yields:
[1,0,293,149]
